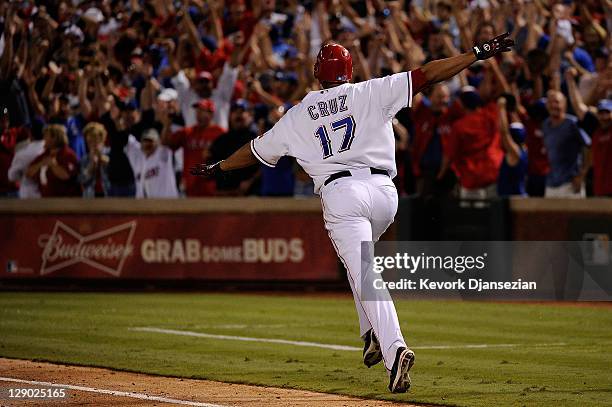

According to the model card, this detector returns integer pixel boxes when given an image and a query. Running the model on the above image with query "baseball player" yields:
[191,33,514,393]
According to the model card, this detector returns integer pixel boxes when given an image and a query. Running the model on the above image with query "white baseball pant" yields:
[320,168,406,371]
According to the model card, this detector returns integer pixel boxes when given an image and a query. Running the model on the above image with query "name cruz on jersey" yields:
[307,95,349,120]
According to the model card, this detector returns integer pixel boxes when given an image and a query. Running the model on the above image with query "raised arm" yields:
[23,68,46,117]
[78,68,93,118]
[415,32,514,93]
[41,63,60,102]
[498,97,521,167]
[564,67,588,121]
[179,1,205,54]
[0,16,15,81]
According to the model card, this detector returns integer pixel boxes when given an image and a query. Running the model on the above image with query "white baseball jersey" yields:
[125,136,179,198]
[251,71,413,193]
[8,140,45,198]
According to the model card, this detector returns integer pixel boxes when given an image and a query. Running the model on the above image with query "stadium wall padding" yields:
[1,198,611,282]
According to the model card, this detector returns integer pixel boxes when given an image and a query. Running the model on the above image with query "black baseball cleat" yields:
[388,347,415,393]
[363,329,383,368]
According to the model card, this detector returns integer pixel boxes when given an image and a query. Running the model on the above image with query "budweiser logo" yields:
[37,221,136,276]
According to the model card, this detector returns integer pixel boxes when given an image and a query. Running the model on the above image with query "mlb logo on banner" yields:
[6,260,18,273]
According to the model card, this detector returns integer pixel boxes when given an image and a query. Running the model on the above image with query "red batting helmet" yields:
[314,43,353,83]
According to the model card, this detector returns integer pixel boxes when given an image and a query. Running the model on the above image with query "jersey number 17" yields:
[314,115,356,159]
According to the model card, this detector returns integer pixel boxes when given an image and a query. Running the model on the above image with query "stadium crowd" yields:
[0,0,610,199]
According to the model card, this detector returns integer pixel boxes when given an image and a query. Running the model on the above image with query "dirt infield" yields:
[0,358,421,407]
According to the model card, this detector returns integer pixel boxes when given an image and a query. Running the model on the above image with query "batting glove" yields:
[472,32,515,60]
[189,160,224,177]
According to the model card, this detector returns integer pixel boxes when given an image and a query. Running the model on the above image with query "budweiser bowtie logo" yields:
[37,221,136,276]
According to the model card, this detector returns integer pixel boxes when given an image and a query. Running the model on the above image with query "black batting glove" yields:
[472,32,515,60]
[189,160,224,177]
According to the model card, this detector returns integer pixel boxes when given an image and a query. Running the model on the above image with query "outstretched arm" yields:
[417,52,476,89]
[219,144,258,171]
[413,32,514,94]
[190,143,258,177]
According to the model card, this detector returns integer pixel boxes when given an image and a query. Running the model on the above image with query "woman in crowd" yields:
[26,124,80,197]
[79,122,110,197]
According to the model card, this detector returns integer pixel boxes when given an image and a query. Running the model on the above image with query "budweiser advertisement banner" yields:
[0,214,339,281]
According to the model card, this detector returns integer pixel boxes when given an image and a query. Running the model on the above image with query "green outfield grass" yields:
[0,292,610,406]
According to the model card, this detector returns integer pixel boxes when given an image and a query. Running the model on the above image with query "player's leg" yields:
[369,177,406,356]
[367,177,415,393]
[320,184,372,339]
[347,269,372,337]
[321,180,405,372]
[370,180,399,242]
[344,245,379,368]
[365,179,401,362]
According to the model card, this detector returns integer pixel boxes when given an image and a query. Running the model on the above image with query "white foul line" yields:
[413,342,567,350]
[130,327,568,351]
[0,377,228,407]
[129,327,360,351]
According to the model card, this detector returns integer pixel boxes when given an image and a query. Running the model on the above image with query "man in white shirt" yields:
[125,128,178,198]
[171,63,238,130]
[170,4,243,129]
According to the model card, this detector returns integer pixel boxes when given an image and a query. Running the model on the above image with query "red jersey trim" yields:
[410,68,428,96]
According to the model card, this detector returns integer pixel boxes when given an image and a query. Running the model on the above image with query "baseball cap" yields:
[158,88,178,102]
[459,86,482,110]
[188,5,203,23]
[63,24,84,42]
[231,99,250,111]
[527,98,549,121]
[192,99,216,112]
[124,99,138,111]
[274,71,299,84]
[82,8,104,23]
[141,128,160,142]
[68,95,80,109]
[339,24,357,33]
[509,122,526,144]
[131,47,144,58]
[202,36,218,52]
[196,71,214,82]
[597,99,612,112]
